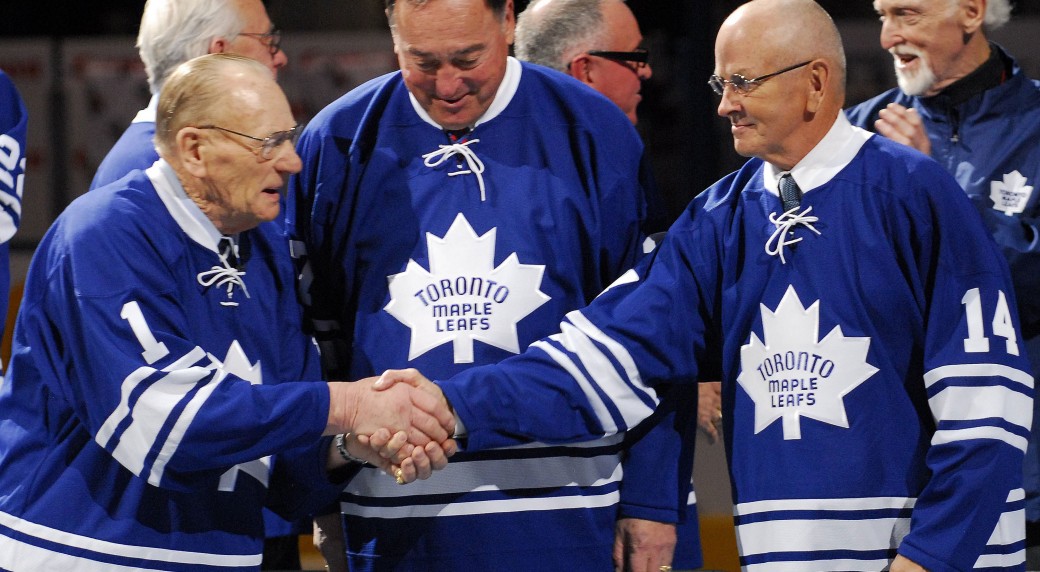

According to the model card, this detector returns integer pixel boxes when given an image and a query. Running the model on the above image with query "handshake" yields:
[323,369,455,484]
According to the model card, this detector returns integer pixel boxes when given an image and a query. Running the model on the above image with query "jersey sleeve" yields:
[24,213,330,494]
[440,220,712,451]
[896,170,1034,571]
[0,70,26,246]
[617,383,697,523]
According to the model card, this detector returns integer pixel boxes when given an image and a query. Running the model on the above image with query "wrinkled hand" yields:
[697,381,723,444]
[356,431,454,482]
[890,554,928,572]
[325,376,455,447]
[875,103,931,156]
[613,518,676,572]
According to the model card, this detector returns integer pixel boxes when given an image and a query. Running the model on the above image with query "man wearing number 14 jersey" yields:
[411,1,1035,570]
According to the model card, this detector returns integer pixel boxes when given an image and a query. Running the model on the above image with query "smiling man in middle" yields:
[285,0,691,571]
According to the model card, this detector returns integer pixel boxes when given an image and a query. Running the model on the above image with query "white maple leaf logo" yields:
[990,170,1034,217]
[210,340,270,490]
[384,214,551,363]
[737,286,878,440]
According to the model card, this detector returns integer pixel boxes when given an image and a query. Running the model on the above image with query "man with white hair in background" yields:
[514,0,652,125]
[90,0,288,191]
[846,1,1040,565]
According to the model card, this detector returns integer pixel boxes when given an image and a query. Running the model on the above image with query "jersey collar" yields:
[408,56,523,131]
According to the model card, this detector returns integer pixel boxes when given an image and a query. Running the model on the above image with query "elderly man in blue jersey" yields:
[287,0,688,570]
[377,0,1034,570]
[90,0,288,191]
[0,69,26,353]
[845,0,1040,564]
[0,54,455,572]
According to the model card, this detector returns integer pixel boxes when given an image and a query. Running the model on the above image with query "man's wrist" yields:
[334,433,370,466]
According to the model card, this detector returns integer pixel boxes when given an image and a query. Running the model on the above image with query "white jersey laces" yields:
[197,257,250,307]
[765,206,821,264]
[422,139,487,201]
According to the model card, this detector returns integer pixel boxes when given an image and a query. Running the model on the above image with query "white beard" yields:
[891,49,938,96]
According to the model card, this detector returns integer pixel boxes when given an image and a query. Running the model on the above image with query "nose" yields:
[716,85,742,118]
[271,47,289,72]
[434,68,466,100]
[639,62,653,81]
[276,144,302,175]
[879,17,902,51]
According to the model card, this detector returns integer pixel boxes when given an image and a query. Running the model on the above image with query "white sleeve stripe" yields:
[96,347,208,450]
[928,385,1032,429]
[736,496,913,515]
[147,374,223,486]
[566,310,657,398]
[96,366,155,449]
[111,367,211,478]
[1008,488,1025,503]
[531,340,619,435]
[554,321,656,426]
[923,363,1033,389]
[932,426,1029,452]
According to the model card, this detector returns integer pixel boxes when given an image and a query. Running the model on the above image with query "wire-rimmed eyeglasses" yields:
[196,124,300,160]
[236,28,282,57]
[708,60,812,95]
[587,48,650,71]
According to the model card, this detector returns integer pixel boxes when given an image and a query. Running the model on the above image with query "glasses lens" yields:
[730,75,752,94]
[260,126,298,159]
[708,76,724,95]
[267,30,282,56]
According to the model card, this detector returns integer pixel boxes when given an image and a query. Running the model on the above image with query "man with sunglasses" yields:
[515,0,651,125]
[0,53,457,572]
[375,0,1032,570]
[845,1,1040,565]
[90,0,288,192]
[287,0,677,570]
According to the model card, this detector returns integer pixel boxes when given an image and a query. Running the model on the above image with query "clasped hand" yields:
[325,369,454,483]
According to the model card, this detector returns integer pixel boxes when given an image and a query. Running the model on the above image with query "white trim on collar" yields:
[763,111,873,196]
[132,94,159,124]
[409,56,523,130]
[145,159,224,253]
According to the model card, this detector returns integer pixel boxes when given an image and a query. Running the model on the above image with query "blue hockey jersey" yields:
[0,162,340,571]
[846,45,1040,335]
[90,96,159,192]
[438,114,1034,571]
[288,57,698,570]
[0,69,26,347]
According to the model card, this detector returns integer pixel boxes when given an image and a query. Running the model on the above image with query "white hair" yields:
[515,0,611,72]
[137,0,246,94]
[982,0,1013,31]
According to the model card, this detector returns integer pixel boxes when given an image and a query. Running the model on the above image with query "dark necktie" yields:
[219,236,239,268]
[446,128,471,143]
[779,173,802,213]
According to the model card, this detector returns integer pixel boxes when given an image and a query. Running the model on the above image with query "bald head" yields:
[721,0,845,97]
[714,0,847,169]
[155,53,275,158]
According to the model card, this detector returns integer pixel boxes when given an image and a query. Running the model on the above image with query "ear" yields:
[568,55,593,85]
[805,59,829,115]
[960,0,986,35]
[503,0,516,46]
[177,127,209,179]
[209,37,230,55]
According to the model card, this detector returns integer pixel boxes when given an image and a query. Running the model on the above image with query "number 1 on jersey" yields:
[121,301,170,364]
